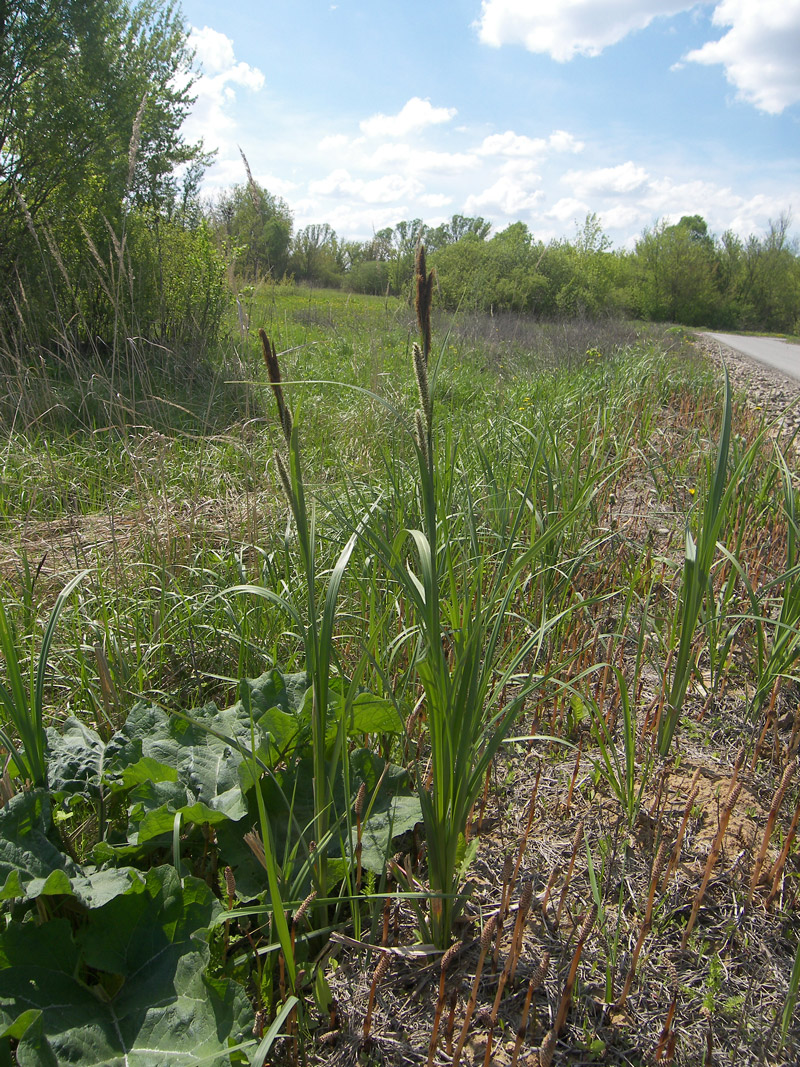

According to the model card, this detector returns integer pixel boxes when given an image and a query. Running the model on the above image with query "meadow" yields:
[0,269,799,1067]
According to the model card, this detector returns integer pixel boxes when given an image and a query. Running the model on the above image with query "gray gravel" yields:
[693,332,800,444]
[701,332,800,382]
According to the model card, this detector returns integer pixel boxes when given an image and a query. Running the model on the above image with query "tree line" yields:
[217,190,798,335]
[2,0,797,364]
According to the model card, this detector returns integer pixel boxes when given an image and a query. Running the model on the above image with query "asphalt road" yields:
[703,332,800,382]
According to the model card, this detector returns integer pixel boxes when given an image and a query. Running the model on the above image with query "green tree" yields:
[633,216,720,325]
[210,181,293,282]
[1,0,216,349]
[290,223,342,285]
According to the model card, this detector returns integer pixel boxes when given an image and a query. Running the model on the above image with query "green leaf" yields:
[0,867,252,1067]
[46,719,107,802]
[0,790,142,908]
[349,692,403,735]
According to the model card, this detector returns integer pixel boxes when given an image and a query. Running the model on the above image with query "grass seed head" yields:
[415,408,430,465]
[274,448,293,504]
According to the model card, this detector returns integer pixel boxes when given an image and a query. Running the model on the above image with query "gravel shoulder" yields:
[693,332,800,443]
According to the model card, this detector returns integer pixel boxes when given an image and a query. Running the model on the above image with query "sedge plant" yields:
[365,246,601,947]
[228,331,372,917]
[657,368,765,755]
[0,571,87,788]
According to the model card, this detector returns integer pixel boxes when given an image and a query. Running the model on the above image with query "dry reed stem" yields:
[681,782,743,949]
[427,942,461,1067]
[662,768,702,892]
[554,904,597,1034]
[555,820,584,927]
[510,953,549,1067]
[748,758,796,903]
[452,916,496,1067]
[363,954,390,1041]
[767,787,800,908]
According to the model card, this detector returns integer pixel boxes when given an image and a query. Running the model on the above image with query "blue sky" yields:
[179,1,799,248]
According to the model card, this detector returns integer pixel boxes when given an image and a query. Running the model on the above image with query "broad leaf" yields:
[0,791,142,908]
[0,867,252,1067]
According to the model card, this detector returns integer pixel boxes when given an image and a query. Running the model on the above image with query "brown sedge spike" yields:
[363,953,390,1042]
[554,904,597,1034]
[427,942,461,1067]
[510,953,549,1067]
[415,242,433,363]
[259,329,293,444]
[767,782,800,909]
[555,820,584,927]
[618,838,669,1008]
[748,758,796,904]
[662,768,701,892]
[681,782,743,950]
[452,914,497,1067]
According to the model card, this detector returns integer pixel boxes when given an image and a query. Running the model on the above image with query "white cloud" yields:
[369,143,478,174]
[477,128,585,159]
[465,173,543,217]
[475,1,800,114]
[566,161,650,196]
[548,129,586,154]
[184,27,264,153]
[420,193,454,208]
[360,97,457,138]
[309,169,423,204]
[547,197,591,222]
[318,134,350,152]
[475,0,696,61]
[598,204,650,231]
[685,0,800,113]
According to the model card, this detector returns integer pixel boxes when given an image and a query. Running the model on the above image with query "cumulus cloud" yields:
[318,134,350,153]
[309,169,423,204]
[475,0,694,61]
[184,26,264,152]
[360,97,457,138]
[546,197,591,222]
[476,128,585,158]
[598,204,651,232]
[475,1,800,114]
[465,172,543,217]
[566,161,651,197]
[369,143,479,174]
[685,0,800,113]
[420,193,454,208]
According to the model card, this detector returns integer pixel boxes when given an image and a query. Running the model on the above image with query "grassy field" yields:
[0,278,799,1066]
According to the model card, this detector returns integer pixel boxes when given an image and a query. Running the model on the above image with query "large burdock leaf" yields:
[0,866,252,1066]
[0,791,140,908]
